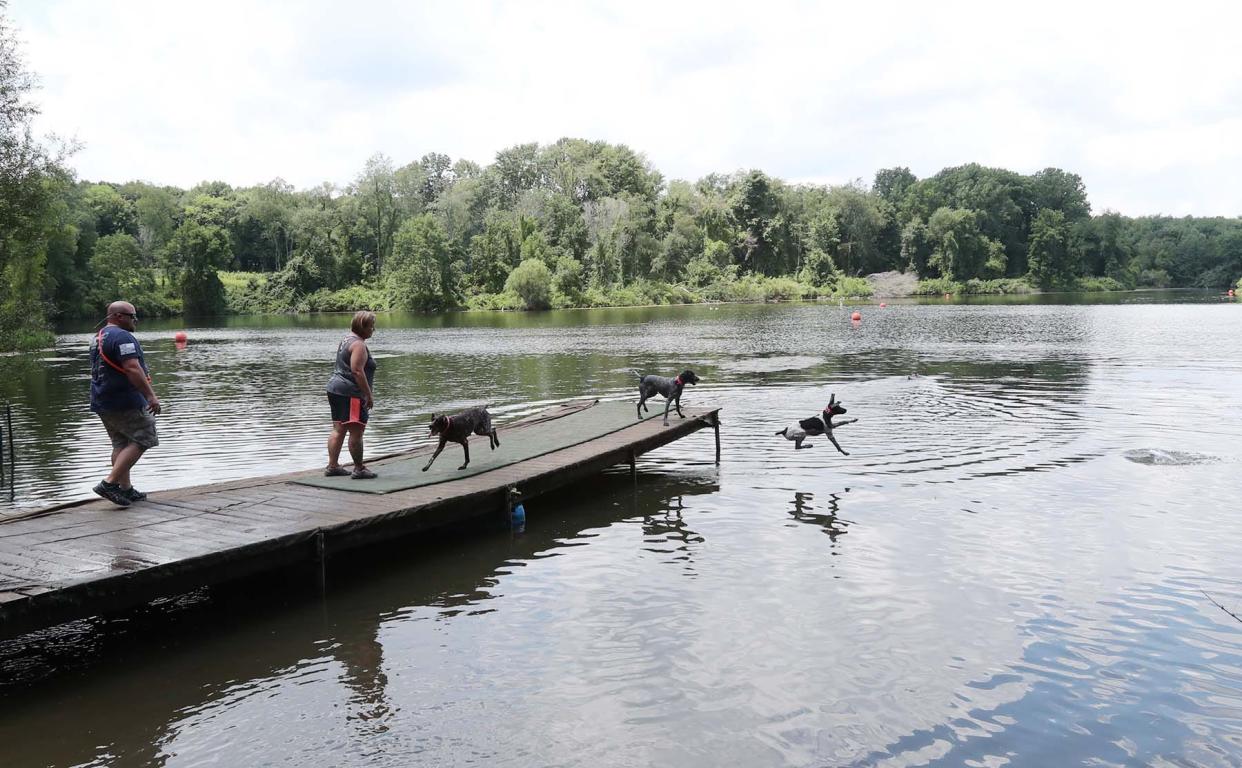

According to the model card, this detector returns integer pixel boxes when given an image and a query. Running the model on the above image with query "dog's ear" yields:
[829,393,836,406]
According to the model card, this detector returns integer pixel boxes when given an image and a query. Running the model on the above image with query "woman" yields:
[325,310,378,479]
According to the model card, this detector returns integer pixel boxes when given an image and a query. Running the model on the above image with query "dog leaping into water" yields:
[776,393,857,453]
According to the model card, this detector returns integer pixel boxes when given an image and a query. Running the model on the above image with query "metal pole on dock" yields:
[4,403,12,491]
[314,529,327,593]
[713,413,721,465]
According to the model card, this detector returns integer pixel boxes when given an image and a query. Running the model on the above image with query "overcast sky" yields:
[11,0,1242,216]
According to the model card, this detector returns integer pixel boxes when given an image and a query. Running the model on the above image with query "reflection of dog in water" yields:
[775,393,858,453]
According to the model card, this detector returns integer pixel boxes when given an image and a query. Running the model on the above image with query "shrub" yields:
[761,277,806,302]
[303,285,387,313]
[830,276,874,298]
[504,259,553,309]
[1137,269,1171,288]
[914,277,962,295]
[552,256,585,305]
[961,278,1034,294]
[1075,276,1126,292]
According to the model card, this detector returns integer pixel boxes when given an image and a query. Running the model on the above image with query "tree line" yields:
[4,7,1241,352]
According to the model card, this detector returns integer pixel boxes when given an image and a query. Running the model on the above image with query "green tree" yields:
[88,233,150,306]
[1030,168,1090,222]
[83,183,136,237]
[926,207,999,281]
[553,255,585,303]
[1027,208,1075,288]
[653,211,702,282]
[386,214,454,311]
[505,257,552,309]
[1,6,72,347]
[873,167,916,203]
[352,153,400,274]
[799,248,838,287]
[469,209,523,293]
[133,185,180,263]
[729,170,783,274]
[168,220,230,314]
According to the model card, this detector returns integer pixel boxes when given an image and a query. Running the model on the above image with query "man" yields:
[90,301,162,506]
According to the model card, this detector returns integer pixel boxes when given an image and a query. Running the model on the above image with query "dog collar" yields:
[674,376,682,386]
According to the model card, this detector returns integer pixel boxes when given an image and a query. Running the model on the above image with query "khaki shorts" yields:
[99,408,160,450]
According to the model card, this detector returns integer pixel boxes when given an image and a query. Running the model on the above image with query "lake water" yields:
[2,294,1242,766]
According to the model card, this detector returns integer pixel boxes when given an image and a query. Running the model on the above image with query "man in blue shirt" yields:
[90,301,162,507]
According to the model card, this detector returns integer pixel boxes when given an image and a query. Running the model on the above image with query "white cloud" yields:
[10,0,1242,215]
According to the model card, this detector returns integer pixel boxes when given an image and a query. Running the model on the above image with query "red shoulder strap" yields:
[97,327,151,383]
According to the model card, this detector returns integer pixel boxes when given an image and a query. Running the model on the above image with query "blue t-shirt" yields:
[90,326,150,413]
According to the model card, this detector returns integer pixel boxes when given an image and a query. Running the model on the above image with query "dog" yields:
[775,393,857,453]
[633,369,701,426]
[422,406,500,471]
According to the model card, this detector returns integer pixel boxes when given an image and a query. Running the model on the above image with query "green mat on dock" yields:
[294,400,672,494]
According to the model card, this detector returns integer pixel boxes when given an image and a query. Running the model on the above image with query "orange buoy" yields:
[851,311,862,321]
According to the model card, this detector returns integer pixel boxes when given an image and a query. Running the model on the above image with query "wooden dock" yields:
[0,401,720,641]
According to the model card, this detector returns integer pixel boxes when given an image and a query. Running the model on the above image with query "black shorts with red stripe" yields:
[327,393,369,425]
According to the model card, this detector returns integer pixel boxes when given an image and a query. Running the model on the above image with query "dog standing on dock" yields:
[633,369,701,426]
[776,394,857,453]
[423,406,500,471]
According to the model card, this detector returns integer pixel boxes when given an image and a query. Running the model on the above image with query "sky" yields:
[10,0,1242,216]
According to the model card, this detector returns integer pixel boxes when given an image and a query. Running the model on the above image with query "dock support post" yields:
[628,449,637,477]
[314,529,326,592]
[713,413,721,465]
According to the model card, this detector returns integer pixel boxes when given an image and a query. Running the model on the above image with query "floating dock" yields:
[0,400,720,641]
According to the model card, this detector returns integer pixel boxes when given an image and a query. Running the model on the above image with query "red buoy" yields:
[851,311,862,321]
[879,302,888,308]
[174,331,187,343]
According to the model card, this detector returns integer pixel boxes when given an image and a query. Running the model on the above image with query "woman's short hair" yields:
[350,310,376,336]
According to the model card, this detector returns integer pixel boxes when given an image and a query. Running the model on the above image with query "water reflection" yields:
[787,491,851,546]
[0,470,720,768]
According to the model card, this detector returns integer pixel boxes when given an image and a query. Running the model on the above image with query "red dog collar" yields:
[674,376,683,386]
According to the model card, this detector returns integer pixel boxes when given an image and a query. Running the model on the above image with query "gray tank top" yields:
[325,334,376,397]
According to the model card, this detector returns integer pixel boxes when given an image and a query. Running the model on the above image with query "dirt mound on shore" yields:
[866,270,919,297]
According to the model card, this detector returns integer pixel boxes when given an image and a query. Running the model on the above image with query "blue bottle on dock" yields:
[511,502,526,533]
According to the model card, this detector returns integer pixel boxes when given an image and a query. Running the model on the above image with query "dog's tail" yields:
[774,428,787,436]
[629,368,644,382]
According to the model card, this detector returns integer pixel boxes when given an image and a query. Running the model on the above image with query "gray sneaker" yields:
[93,481,132,507]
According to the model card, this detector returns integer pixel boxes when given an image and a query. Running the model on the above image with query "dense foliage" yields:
[3,5,1240,351]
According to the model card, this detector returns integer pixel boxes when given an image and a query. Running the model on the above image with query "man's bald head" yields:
[106,301,138,329]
